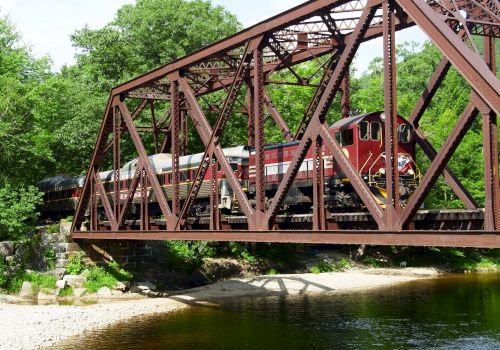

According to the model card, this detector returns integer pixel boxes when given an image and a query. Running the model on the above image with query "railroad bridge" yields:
[71,0,500,248]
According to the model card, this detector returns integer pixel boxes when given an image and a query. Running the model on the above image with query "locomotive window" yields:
[399,124,411,143]
[359,121,369,140]
[335,129,354,146]
[230,163,238,171]
[371,121,381,141]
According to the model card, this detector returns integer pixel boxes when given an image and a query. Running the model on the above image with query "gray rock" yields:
[59,222,72,236]
[19,282,33,298]
[45,268,66,279]
[129,285,142,294]
[38,288,58,301]
[96,287,112,298]
[0,241,14,257]
[73,288,87,297]
[56,280,67,289]
[63,275,86,288]
[136,281,156,291]
[113,282,128,291]
[111,290,123,296]
[80,269,91,278]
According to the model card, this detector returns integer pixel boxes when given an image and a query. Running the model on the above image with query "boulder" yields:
[129,285,142,294]
[0,241,14,257]
[45,268,66,280]
[63,275,86,288]
[19,282,33,298]
[56,279,67,289]
[80,269,91,278]
[111,290,123,296]
[38,288,58,301]
[73,288,87,297]
[136,281,157,291]
[113,281,128,292]
[97,287,113,298]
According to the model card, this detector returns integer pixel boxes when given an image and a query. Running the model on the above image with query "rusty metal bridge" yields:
[71,0,499,248]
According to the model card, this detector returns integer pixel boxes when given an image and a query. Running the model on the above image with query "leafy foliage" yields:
[0,184,42,240]
[84,260,133,293]
[65,252,86,275]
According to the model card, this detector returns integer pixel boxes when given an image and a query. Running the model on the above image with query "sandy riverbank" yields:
[0,267,440,350]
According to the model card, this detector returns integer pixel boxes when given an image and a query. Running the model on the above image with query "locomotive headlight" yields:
[407,169,415,176]
[380,113,386,122]
[379,168,386,175]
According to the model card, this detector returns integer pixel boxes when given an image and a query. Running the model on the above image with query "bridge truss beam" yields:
[72,0,500,247]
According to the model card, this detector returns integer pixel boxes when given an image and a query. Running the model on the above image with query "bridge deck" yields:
[72,209,499,248]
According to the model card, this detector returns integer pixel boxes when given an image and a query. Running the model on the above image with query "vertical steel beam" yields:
[181,110,189,155]
[171,80,181,217]
[209,156,220,231]
[253,47,266,229]
[150,101,160,154]
[247,88,255,146]
[312,137,326,231]
[112,105,121,226]
[383,0,401,229]
[341,73,350,118]
[140,170,149,231]
[482,36,499,230]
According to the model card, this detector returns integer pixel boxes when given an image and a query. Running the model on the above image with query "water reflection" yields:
[50,273,500,350]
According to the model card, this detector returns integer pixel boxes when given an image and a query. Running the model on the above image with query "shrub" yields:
[84,260,132,293]
[228,242,256,263]
[65,252,86,275]
[310,260,336,273]
[47,224,60,234]
[336,258,352,270]
[164,240,217,269]
[84,266,119,293]
[0,184,43,240]
[266,268,278,275]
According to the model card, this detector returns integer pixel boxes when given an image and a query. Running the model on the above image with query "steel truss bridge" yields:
[71,0,500,248]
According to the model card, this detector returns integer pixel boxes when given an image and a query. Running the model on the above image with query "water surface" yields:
[51,273,500,349]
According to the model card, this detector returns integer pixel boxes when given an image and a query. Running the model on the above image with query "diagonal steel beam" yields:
[407,53,478,209]
[118,101,174,228]
[92,170,118,230]
[413,130,478,209]
[400,102,479,227]
[118,161,143,226]
[175,39,261,227]
[72,96,114,232]
[264,92,294,142]
[397,0,500,115]
[265,4,382,226]
[320,124,385,226]
[179,76,255,223]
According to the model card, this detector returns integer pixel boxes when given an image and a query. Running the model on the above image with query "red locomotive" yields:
[37,111,420,218]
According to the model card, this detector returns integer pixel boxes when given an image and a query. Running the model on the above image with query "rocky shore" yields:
[0,267,439,350]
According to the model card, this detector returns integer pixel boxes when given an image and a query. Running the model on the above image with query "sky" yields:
[0,0,428,75]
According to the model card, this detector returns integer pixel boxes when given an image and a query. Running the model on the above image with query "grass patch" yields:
[59,286,74,297]
[84,261,133,293]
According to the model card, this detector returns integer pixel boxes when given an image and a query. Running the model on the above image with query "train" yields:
[36,111,421,219]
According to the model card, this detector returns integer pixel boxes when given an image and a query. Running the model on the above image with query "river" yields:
[50,272,499,349]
